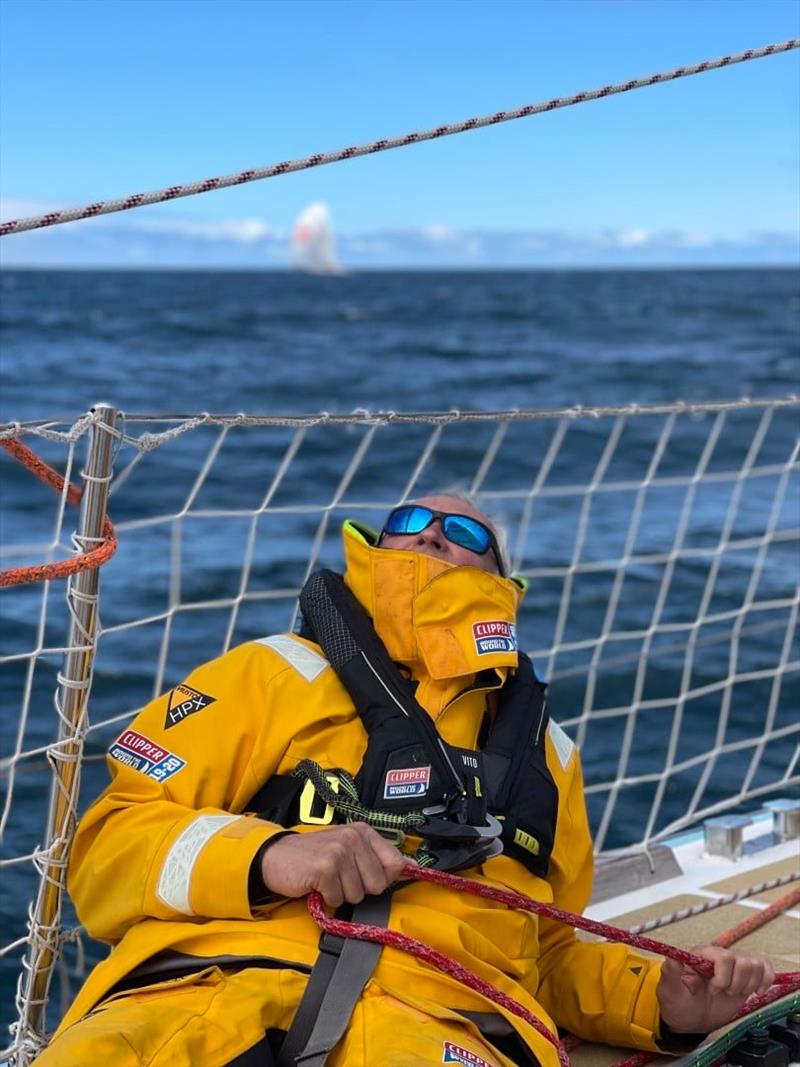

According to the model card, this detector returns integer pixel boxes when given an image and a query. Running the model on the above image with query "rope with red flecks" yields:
[307,862,800,1067]
[0,438,117,586]
[608,883,800,1067]
[1,39,797,238]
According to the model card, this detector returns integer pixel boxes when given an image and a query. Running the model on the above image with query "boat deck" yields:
[574,811,800,1065]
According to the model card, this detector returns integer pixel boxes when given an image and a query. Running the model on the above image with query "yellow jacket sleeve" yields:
[534,726,663,1051]
[68,641,299,943]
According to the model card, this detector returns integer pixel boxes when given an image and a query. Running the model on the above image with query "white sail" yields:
[291,201,342,274]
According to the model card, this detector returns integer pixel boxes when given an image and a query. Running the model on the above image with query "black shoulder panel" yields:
[483,653,558,877]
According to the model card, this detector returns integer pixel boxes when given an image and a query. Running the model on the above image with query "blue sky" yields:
[1,0,798,267]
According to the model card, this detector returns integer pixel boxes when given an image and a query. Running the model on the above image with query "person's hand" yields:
[260,823,408,907]
[657,945,774,1034]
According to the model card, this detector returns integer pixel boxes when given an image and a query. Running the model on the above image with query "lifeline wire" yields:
[1,39,797,237]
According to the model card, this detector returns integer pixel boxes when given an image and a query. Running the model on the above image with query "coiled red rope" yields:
[307,861,800,1067]
[0,438,117,587]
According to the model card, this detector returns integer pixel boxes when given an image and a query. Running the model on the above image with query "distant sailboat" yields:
[291,201,343,274]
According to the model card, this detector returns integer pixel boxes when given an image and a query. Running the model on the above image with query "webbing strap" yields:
[278,893,391,1067]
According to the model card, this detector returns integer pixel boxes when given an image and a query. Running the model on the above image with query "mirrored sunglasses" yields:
[380,505,504,574]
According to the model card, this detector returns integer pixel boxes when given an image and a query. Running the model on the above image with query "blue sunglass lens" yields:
[384,506,432,535]
[443,515,490,553]
[384,507,494,558]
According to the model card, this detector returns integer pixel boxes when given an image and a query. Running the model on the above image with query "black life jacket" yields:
[247,570,559,877]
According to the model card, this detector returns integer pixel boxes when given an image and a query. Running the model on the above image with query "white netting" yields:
[1,398,799,1060]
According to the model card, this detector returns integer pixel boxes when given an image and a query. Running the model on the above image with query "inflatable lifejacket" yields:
[248,570,558,878]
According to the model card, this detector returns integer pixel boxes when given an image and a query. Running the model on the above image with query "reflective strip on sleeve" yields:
[156,814,239,915]
[255,634,329,682]
[547,719,575,770]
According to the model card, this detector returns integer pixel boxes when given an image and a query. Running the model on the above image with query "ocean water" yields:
[2,268,799,423]
[1,267,798,1036]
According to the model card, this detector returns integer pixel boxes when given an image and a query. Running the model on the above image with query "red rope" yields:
[612,981,800,1067]
[589,881,800,1066]
[406,863,717,976]
[0,438,117,587]
[307,891,571,1067]
[307,862,800,1066]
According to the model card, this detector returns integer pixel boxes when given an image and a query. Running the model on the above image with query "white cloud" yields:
[133,216,280,244]
[674,231,714,249]
[617,228,651,248]
[1,198,797,268]
[420,223,459,244]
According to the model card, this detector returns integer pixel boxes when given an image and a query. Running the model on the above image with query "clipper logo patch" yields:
[442,1042,494,1067]
[472,620,517,655]
[383,765,431,799]
[110,730,186,783]
[164,684,216,730]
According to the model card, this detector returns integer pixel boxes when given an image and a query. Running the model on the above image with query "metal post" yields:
[16,405,117,1057]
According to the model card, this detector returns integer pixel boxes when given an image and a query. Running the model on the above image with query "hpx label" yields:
[164,683,216,730]
[110,729,186,783]
[442,1042,494,1067]
[472,620,517,655]
[383,765,431,799]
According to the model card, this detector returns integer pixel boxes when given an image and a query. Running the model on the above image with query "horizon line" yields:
[2,262,798,274]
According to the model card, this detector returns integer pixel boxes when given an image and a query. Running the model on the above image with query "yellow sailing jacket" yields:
[59,523,664,1063]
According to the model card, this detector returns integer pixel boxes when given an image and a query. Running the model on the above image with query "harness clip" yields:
[299,773,341,825]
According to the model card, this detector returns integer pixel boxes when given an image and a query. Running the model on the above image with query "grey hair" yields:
[406,487,511,576]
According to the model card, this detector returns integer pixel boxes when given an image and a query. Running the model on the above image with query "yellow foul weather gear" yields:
[39,522,665,1066]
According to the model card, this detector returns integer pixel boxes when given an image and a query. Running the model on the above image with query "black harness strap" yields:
[460,1011,542,1067]
[278,892,391,1067]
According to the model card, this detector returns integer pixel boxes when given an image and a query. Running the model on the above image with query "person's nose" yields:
[417,519,446,551]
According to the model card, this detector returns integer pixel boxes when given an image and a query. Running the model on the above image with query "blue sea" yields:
[1,267,798,1037]
[2,268,799,423]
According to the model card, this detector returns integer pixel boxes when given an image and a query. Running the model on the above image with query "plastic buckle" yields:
[423,835,504,873]
[418,811,504,843]
[299,773,340,825]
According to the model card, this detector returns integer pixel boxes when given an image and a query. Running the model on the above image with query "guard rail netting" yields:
[1,397,799,1060]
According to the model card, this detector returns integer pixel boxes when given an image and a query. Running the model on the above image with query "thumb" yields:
[680,970,705,994]
[659,957,702,996]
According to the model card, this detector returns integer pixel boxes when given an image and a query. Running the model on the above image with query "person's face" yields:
[379,494,500,574]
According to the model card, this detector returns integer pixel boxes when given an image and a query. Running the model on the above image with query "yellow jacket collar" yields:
[342,520,526,683]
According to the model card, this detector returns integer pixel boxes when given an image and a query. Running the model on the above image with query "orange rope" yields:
[609,882,800,1066]
[713,883,800,948]
[0,438,117,587]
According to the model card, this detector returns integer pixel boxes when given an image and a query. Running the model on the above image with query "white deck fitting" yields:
[588,808,800,923]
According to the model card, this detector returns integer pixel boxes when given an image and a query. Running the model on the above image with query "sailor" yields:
[36,495,774,1067]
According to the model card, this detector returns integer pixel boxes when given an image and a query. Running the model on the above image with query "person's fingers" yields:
[760,958,776,992]
[327,830,368,904]
[694,946,735,993]
[348,826,395,897]
[659,957,694,996]
[260,823,407,906]
[740,957,774,999]
[352,822,407,881]
[679,970,705,995]
[727,956,759,998]
[315,852,346,908]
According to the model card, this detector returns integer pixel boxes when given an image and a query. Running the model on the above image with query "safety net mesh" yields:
[1,397,798,1060]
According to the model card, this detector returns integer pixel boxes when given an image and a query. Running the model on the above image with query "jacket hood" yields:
[341,519,526,684]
